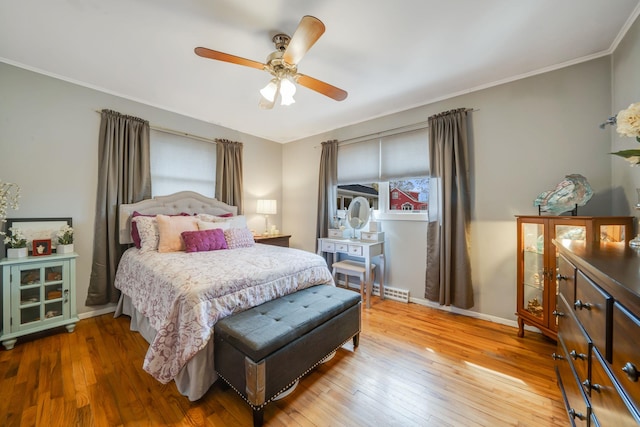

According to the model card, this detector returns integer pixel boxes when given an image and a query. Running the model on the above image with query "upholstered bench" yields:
[214,285,361,427]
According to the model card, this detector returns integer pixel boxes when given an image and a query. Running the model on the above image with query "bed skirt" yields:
[115,294,217,401]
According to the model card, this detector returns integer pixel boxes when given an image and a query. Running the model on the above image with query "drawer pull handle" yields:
[551,352,564,360]
[552,310,564,317]
[622,362,639,382]
[582,379,602,393]
[556,273,568,281]
[569,350,586,361]
[574,300,592,310]
[568,409,585,421]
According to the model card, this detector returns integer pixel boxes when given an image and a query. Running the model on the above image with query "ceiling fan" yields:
[194,15,348,109]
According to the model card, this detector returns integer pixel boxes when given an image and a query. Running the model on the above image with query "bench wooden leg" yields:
[253,408,264,427]
[353,333,359,348]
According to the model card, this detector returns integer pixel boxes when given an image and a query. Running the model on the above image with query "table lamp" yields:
[257,199,277,235]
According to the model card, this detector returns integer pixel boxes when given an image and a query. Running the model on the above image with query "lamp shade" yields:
[257,199,277,215]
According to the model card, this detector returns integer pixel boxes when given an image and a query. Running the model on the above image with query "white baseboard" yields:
[409,296,541,333]
[78,304,116,320]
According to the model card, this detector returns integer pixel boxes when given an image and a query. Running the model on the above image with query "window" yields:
[337,127,429,219]
[150,130,216,197]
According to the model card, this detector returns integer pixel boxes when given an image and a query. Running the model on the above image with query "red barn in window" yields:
[390,188,428,211]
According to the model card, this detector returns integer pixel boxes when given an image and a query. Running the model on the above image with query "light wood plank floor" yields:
[0,297,567,426]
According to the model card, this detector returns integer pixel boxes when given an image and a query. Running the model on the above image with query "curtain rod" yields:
[94,110,216,144]
[331,108,478,147]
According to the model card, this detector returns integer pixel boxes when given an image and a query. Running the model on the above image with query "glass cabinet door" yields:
[552,223,586,330]
[12,262,68,330]
[521,222,545,323]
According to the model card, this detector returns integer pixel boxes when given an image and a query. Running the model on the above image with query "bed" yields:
[113,191,334,401]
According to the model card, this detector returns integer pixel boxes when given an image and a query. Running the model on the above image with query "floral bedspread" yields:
[114,244,334,383]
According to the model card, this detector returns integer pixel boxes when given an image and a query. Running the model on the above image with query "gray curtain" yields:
[425,108,474,309]
[86,109,151,305]
[215,139,244,214]
[316,140,338,263]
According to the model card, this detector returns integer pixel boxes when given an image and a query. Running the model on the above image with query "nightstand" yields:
[254,234,291,247]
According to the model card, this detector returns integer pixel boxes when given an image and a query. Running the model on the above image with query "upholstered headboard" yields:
[118,191,238,244]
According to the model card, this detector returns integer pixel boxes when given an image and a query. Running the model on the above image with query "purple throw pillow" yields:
[181,229,228,253]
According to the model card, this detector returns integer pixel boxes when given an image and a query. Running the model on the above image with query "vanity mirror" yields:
[347,196,370,238]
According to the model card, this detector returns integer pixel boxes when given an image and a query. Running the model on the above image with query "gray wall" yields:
[0,63,283,316]
[283,55,617,324]
[612,14,640,214]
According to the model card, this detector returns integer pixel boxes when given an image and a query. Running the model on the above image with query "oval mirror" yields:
[347,196,370,231]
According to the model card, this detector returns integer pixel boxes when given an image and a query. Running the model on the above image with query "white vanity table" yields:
[317,236,385,302]
[321,196,385,306]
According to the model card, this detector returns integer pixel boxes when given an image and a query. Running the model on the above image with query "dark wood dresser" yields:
[254,234,291,248]
[554,240,640,426]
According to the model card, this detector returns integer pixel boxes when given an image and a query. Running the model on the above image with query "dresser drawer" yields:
[348,245,363,256]
[360,231,384,242]
[558,294,590,384]
[328,229,346,238]
[556,338,590,425]
[335,243,349,253]
[557,254,576,304]
[612,302,640,411]
[321,241,336,253]
[575,270,612,360]
[589,349,640,427]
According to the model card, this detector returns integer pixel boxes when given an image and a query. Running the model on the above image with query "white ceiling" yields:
[1,0,639,143]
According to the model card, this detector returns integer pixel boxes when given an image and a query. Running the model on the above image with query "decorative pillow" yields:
[156,214,199,253]
[224,227,255,249]
[196,213,232,223]
[131,216,160,252]
[181,229,228,253]
[197,220,230,231]
[197,213,247,229]
[131,211,190,249]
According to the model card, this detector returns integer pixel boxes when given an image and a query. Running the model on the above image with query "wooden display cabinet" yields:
[515,215,633,340]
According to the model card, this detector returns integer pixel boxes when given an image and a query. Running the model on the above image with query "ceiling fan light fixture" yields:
[279,77,296,106]
[259,78,279,102]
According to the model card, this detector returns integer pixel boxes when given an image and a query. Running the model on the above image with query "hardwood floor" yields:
[0,297,567,426]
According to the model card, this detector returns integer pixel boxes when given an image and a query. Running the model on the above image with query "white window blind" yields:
[337,127,428,184]
[150,129,216,197]
[337,138,379,184]
[380,129,429,180]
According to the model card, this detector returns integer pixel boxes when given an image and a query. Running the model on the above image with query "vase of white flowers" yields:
[606,102,640,165]
[56,224,74,254]
[4,227,27,258]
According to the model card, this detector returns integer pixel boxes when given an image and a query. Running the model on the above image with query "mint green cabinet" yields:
[1,253,78,350]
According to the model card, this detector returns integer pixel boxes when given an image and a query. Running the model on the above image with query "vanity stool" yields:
[332,260,381,308]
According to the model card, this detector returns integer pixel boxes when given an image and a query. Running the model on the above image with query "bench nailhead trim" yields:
[216,334,358,411]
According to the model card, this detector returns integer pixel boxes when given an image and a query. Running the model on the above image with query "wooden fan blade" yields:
[194,47,265,70]
[296,74,348,101]
[283,16,325,65]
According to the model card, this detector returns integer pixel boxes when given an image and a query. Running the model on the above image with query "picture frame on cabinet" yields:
[32,239,52,256]
[4,218,72,253]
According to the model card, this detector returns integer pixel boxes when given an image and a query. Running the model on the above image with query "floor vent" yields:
[373,285,410,303]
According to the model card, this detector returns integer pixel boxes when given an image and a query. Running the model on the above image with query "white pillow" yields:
[196,214,247,229]
[196,213,230,223]
[197,220,230,231]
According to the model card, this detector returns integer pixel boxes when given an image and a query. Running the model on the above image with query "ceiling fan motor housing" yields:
[272,33,290,51]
